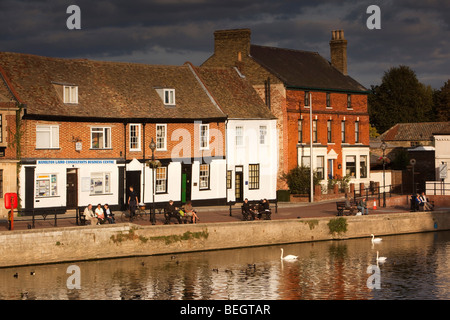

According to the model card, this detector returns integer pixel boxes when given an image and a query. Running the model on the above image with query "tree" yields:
[281,166,321,194]
[433,80,450,121]
[368,65,434,134]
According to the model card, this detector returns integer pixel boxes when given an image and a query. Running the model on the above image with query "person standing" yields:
[128,186,138,221]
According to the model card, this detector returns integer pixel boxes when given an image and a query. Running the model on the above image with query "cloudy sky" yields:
[0,0,448,89]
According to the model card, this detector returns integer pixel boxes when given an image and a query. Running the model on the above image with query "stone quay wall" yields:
[1,210,450,268]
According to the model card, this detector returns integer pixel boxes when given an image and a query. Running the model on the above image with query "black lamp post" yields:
[147,138,161,225]
[381,140,387,208]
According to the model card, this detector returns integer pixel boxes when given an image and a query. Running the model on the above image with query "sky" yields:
[0,0,448,89]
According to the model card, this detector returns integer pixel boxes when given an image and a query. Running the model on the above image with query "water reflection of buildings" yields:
[0,232,449,300]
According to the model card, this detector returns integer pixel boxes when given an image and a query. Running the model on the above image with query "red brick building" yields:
[0,52,229,213]
[202,29,370,191]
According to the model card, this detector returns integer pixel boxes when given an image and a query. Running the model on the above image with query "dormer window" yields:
[64,85,78,104]
[164,89,175,105]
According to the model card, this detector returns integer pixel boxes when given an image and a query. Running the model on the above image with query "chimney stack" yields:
[211,29,251,68]
[330,30,348,75]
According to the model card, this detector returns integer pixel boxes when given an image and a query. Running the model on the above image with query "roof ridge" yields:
[250,44,319,55]
[0,51,189,69]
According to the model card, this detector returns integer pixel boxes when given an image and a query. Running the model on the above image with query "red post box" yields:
[4,193,17,231]
[4,193,18,209]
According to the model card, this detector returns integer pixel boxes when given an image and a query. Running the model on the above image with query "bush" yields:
[281,165,321,194]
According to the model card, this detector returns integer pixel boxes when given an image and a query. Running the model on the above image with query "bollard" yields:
[8,209,14,230]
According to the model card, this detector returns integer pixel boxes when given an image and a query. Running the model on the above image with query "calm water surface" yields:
[1,231,449,300]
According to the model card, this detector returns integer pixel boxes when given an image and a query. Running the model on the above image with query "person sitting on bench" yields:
[184,201,199,224]
[83,204,96,225]
[242,198,255,221]
[344,195,357,215]
[420,192,434,211]
[165,200,181,224]
[258,199,271,220]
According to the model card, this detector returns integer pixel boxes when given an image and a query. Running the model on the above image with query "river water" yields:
[1,231,449,300]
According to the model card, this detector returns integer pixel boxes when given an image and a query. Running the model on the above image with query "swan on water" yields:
[371,234,382,243]
[376,251,387,263]
[280,248,298,261]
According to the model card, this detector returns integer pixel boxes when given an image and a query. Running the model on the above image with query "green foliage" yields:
[432,79,450,121]
[327,174,351,193]
[281,165,321,194]
[369,124,380,138]
[368,65,434,134]
[391,148,410,170]
[327,217,348,235]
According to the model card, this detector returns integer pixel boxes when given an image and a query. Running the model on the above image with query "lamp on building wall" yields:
[147,138,161,225]
[380,140,387,207]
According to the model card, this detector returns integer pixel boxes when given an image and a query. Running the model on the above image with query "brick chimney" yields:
[330,30,348,75]
[211,29,251,68]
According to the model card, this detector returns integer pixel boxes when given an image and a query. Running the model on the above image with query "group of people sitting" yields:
[83,203,115,225]
[413,192,434,211]
[165,200,200,224]
[344,195,369,215]
[242,198,271,221]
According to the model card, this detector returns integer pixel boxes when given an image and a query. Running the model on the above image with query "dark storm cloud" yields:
[0,0,448,88]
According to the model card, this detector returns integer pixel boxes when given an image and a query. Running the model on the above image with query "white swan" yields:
[371,234,382,243]
[280,248,298,261]
[376,251,387,263]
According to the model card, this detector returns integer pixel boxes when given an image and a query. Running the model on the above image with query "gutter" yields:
[286,85,370,95]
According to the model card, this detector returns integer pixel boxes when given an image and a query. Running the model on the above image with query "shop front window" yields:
[36,174,58,197]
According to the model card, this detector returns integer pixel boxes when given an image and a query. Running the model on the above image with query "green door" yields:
[182,173,187,203]
[181,164,191,204]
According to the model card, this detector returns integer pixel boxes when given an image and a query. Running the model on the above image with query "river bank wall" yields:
[1,210,450,268]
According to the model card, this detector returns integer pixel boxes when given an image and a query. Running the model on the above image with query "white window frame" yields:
[355,121,360,143]
[155,166,167,193]
[200,124,209,150]
[63,85,78,104]
[156,124,167,151]
[163,89,175,105]
[90,172,111,195]
[35,174,58,197]
[129,124,141,151]
[259,126,267,145]
[235,126,243,147]
[36,125,59,149]
[199,164,210,190]
[91,127,111,149]
[317,156,325,180]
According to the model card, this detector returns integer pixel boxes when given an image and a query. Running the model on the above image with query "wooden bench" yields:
[228,200,277,219]
[336,200,358,216]
[241,200,272,220]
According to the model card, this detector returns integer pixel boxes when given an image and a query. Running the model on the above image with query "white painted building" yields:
[193,66,278,202]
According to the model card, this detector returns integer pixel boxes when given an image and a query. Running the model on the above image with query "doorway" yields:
[235,166,243,202]
[181,163,192,203]
[25,167,35,210]
[126,171,141,204]
[328,159,334,179]
[66,168,78,209]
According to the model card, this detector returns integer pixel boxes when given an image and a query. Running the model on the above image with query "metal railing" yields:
[425,181,450,195]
